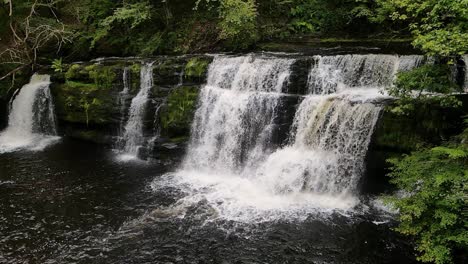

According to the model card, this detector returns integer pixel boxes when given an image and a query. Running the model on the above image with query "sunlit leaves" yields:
[387,64,462,116]
[375,0,468,56]
[386,143,468,263]
[218,0,258,49]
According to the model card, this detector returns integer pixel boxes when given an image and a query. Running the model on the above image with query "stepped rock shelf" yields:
[1,53,466,163]
[37,54,466,157]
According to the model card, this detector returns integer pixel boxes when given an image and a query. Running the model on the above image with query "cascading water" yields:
[307,54,424,94]
[115,67,130,149]
[184,55,294,171]
[155,54,424,222]
[117,63,154,160]
[0,74,59,153]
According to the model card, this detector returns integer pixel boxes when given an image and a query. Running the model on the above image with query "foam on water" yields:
[153,54,424,222]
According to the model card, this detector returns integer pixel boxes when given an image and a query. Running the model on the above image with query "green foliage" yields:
[54,80,113,125]
[218,0,259,49]
[160,86,199,136]
[386,143,468,263]
[387,64,463,116]
[288,0,342,33]
[51,58,64,73]
[80,98,102,127]
[92,2,152,47]
[65,64,82,80]
[65,64,116,89]
[185,58,210,78]
[374,0,468,56]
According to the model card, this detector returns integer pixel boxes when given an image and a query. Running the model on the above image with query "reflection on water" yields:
[0,139,416,264]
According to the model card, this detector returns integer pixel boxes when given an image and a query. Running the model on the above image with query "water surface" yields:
[0,139,417,263]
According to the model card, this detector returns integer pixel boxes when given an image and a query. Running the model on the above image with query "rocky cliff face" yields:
[47,56,212,149]
[1,54,466,167]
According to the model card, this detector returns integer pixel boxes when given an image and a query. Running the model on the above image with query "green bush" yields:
[185,58,210,78]
[218,0,259,49]
[387,64,463,115]
[386,143,468,264]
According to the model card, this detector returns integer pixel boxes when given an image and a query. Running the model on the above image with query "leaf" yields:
[432,147,468,159]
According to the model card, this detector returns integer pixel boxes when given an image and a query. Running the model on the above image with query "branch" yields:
[0,64,28,82]
[8,0,12,16]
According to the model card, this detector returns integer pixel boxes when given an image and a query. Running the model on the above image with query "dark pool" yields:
[0,139,417,263]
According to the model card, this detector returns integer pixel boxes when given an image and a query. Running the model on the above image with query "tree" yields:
[387,64,463,116]
[218,0,258,49]
[375,0,468,56]
[0,0,72,82]
[195,0,258,49]
[386,142,468,264]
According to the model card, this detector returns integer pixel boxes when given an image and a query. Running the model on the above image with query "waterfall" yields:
[115,67,131,149]
[0,74,59,153]
[184,55,294,171]
[307,54,424,94]
[158,54,425,221]
[117,62,154,160]
[273,55,424,196]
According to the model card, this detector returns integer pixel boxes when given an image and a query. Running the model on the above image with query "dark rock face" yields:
[362,95,468,194]
[17,53,465,169]
[48,55,211,147]
[0,98,7,131]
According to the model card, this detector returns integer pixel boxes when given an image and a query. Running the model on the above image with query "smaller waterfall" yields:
[115,67,130,149]
[0,74,59,153]
[307,55,424,94]
[118,63,154,160]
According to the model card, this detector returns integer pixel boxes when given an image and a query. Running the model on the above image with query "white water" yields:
[155,54,424,222]
[115,67,130,149]
[118,63,154,160]
[0,74,59,153]
[307,54,424,94]
[184,55,294,171]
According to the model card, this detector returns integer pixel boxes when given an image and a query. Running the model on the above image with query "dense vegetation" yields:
[384,36,467,264]
[0,1,467,263]
[1,0,466,87]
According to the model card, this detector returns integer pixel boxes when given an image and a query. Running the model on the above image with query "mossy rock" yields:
[52,81,117,125]
[159,86,199,138]
[64,63,118,89]
[185,57,210,78]
[153,58,185,86]
[373,102,466,152]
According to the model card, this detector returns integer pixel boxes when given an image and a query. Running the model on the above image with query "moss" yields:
[185,57,210,78]
[373,103,463,152]
[129,63,141,93]
[65,64,83,80]
[52,81,115,125]
[88,65,117,89]
[64,63,117,89]
[130,63,141,75]
[160,86,199,137]
[64,81,98,91]
[153,59,185,85]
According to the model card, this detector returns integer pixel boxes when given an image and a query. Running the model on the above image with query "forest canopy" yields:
[1,0,466,61]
